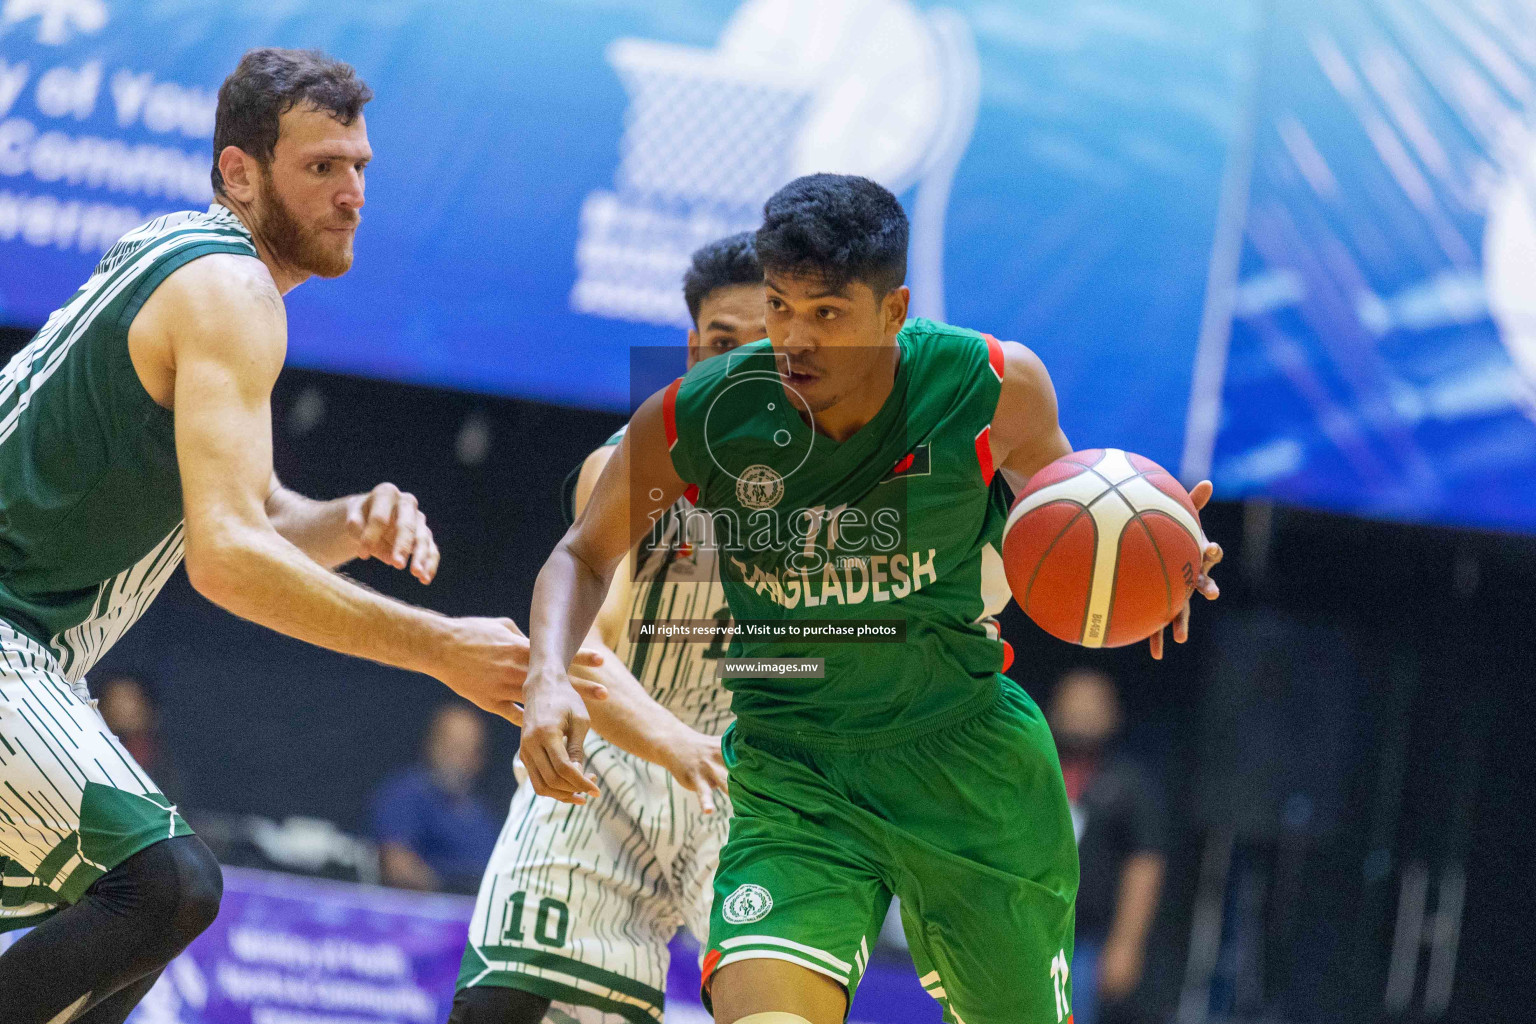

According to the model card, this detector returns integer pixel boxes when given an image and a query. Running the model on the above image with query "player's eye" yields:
[313,161,330,175]
[766,297,786,312]
[817,307,838,320]
[714,338,738,351]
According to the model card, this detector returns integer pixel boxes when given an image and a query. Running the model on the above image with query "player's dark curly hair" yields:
[682,232,763,325]
[212,48,373,195]
[755,174,908,296]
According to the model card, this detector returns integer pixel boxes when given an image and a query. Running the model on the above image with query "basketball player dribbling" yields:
[521,175,1223,1024]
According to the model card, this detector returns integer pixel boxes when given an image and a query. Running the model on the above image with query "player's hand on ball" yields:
[662,729,729,814]
[346,482,440,584]
[520,674,602,806]
[439,617,606,725]
[1150,479,1223,661]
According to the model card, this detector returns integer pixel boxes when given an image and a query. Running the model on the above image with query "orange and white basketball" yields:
[1002,449,1207,648]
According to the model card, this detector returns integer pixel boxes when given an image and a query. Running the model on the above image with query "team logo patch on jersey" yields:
[723,883,774,924]
[735,465,785,510]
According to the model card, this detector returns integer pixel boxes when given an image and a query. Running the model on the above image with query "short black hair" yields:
[212,48,373,195]
[755,174,908,296]
[682,232,763,325]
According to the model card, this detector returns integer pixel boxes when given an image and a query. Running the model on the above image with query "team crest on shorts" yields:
[723,883,774,924]
[735,465,784,510]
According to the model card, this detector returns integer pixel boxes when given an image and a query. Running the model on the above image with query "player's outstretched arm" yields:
[146,255,598,722]
[265,475,440,582]
[988,340,1222,659]
[562,445,728,812]
[523,387,688,805]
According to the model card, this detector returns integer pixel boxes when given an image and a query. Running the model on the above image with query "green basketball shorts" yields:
[702,681,1079,1024]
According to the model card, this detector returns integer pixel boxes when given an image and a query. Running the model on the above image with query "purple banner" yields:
[2,866,944,1023]
[126,868,472,1024]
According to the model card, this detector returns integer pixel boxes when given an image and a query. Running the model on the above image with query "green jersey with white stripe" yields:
[665,319,1015,749]
[0,204,257,681]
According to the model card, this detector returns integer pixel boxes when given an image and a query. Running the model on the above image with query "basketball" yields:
[1002,448,1207,648]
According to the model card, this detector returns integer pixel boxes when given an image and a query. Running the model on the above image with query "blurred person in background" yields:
[96,675,181,805]
[372,704,501,894]
[1050,669,1168,1024]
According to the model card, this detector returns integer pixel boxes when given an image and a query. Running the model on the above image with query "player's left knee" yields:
[78,834,223,971]
[164,834,223,943]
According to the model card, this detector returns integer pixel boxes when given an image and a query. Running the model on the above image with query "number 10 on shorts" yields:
[500,890,570,947]
[1050,949,1071,1022]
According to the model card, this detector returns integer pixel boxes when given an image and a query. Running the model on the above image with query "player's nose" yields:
[779,322,816,355]
[336,170,365,211]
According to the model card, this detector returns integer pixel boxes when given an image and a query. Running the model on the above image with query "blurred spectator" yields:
[1050,669,1168,1024]
[96,674,181,803]
[371,704,500,893]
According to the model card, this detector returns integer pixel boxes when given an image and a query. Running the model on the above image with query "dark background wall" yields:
[2,326,1532,1022]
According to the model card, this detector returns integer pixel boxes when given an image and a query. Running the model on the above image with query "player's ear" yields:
[686,328,700,369]
[883,285,910,337]
[218,146,260,204]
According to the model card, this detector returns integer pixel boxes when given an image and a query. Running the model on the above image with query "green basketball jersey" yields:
[665,318,1014,749]
[0,204,257,681]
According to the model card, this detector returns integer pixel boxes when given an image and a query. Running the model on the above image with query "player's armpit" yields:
[988,339,1072,490]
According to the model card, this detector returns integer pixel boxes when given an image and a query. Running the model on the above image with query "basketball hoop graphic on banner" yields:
[571,0,979,328]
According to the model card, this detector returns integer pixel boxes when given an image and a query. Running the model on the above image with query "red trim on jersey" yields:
[975,425,995,485]
[683,483,700,505]
[701,948,723,995]
[893,452,916,475]
[1001,638,1015,673]
[662,377,683,451]
[983,332,1005,382]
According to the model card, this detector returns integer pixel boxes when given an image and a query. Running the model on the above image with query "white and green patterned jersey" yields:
[0,204,257,681]
[599,427,734,737]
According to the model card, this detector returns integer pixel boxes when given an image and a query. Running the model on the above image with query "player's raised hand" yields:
[436,617,607,725]
[1150,479,1223,660]
[660,728,729,814]
[346,482,440,584]
[520,673,602,805]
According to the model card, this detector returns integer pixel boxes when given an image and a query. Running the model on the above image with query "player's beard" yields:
[254,166,357,279]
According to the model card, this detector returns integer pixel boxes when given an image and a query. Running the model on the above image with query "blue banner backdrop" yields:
[1207,0,1536,529]
[0,0,1245,475]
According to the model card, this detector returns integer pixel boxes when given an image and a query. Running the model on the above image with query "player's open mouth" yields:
[782,369,818,387]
